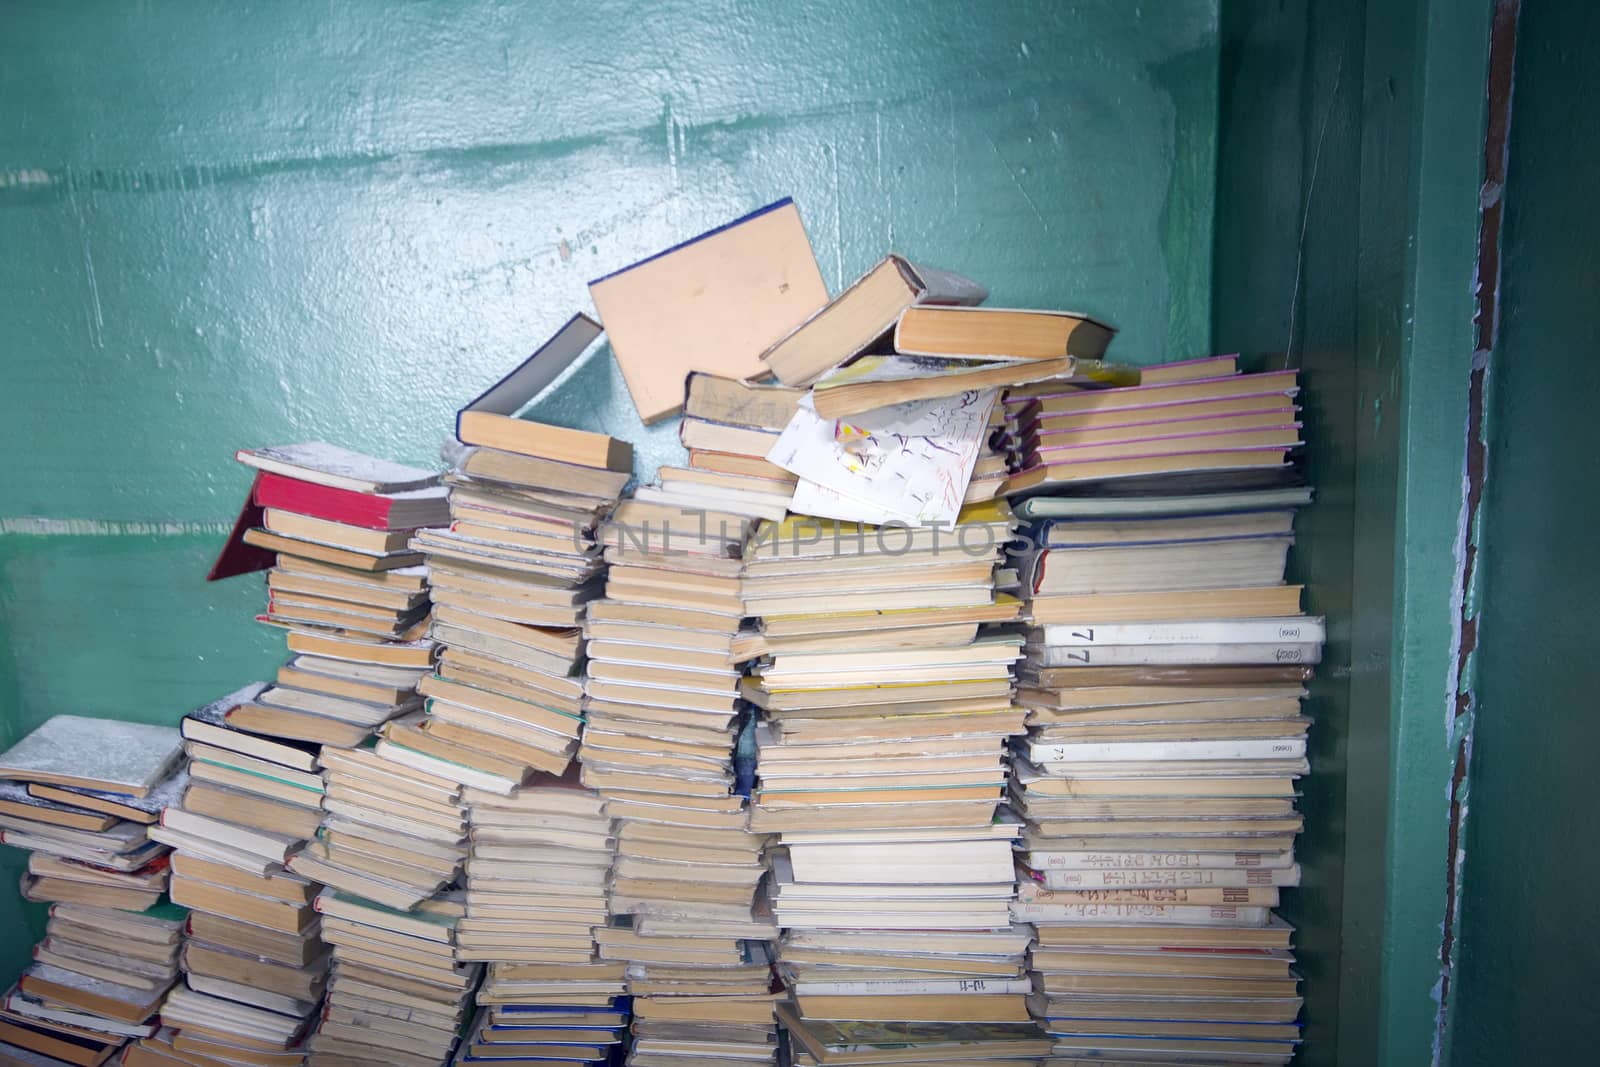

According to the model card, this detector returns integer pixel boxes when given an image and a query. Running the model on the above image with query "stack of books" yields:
[235,443,446,750]
[738,505,1049,1050]
[146,685,331,1066]
[580,456,780,1067]
[455,769,614,968]
[0,903,186,1066]
[1000,357,1318,1065]
[408,421,633,796]
[660,373,802,520]
[452,1003,628,1067]
[471,960,629,1062]
[0,716,184,913]
[451,769,627,1066]
[0,902,185,1067]
[285,734,469,910]
[148,445,452,1064]
[999,357,1301,496]
[305,891,480,1067]
[0,717,190,1064]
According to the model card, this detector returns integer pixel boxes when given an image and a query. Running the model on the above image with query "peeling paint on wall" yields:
[1434,3,1519,1061]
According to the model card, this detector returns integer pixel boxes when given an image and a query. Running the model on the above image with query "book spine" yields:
[1025,849,1295,871]
[1030,642,1322,667]
[1039,864,1302,889]
[1039,618,1325,646]
[1010,901,1272,926]
[1028,737,1308,762]
[792,977,1031,996]
[1018,885,1279,906]
[255,472,392,529]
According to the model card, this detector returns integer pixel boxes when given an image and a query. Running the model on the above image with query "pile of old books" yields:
[308,889,478,1067]
[737,504,1053,1064]
[469,960,630,1067]
[409,415,631,797]
[1000,357,1317,1065]
[456,769,612,967]
[234,442,445,751]
[0,716,188,1064]
[578,399,782,1067]
[451,770,625,1066]
[144,685,331,1067]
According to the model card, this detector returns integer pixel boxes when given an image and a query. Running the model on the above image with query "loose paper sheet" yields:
[767,389,998,525]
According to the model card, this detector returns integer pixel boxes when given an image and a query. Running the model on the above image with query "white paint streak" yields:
[0,518,231,537]
[0,168,55,187]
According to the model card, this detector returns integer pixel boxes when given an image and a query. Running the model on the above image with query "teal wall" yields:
[1450,2,1600,1061]
[0,1,1219,977]
[1214,1,1490,1063]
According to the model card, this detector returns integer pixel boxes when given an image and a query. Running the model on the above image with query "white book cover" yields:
[235,442,439,493]
[1024,848,1296,871]
[1038,616,1326,646]
[0,716,181,796]
[1010,901,1272,926]
[793,977,1030,997]
[1028,737,1308,763]
[1026,641,1322,667]
[1039,864,1302,890]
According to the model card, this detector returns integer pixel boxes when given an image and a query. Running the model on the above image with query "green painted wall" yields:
[0,1,1218,979]
[1214,1,1490,1063]
[1450,2,1600,1061]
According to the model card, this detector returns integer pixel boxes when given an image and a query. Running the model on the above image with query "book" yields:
[1020,368,1298,412]
[759,255,987,386]
[1027,737,1309,764]
[588,198,829,422]
[1024,407,1298,449]
[241,528,424,571]
[0,783,120,833]
[677,418,779,457]
[180,685,319,775]
[456,311,604,435]
[252,472,448,530]
[234,443,438,493]
[812,354,1105,419]
[895,306,1116,360]
[1005,448,1292,494]
[1035,864,1302,890]
[0,718,182,799]
[1025,642,1323,667]
[220,702,374,749]
[22,769,188,827]
[683,373,805,430]
[260,510,421,555]
[1125,354,1240,384]
[1011,486,1312,518]
[458,448,630,498]
[457,413,632,472]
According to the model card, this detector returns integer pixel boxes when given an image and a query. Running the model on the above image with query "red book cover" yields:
[253,470,423,529]
[205,472,275,582]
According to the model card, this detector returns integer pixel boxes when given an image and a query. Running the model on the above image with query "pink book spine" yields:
[1007,368,1300,407]
[1029,423,1304,459]
[1018,444,1293,472]
[1144,353,1240,369]
[1028,408,1301,443]
[1016,386,1303,419]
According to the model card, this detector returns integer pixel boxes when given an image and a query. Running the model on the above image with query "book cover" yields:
[589,199,828,424]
